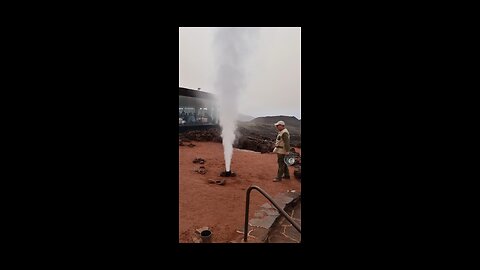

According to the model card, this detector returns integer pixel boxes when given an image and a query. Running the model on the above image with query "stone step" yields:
[266,200,301,243]
[231,190,301,243]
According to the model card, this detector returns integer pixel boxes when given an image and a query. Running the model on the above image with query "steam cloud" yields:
[214,27,258,172]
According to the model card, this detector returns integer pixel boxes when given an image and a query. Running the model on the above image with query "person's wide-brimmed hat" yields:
[274,121,285,126]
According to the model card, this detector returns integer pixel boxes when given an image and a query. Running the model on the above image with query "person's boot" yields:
[273,177,282,182]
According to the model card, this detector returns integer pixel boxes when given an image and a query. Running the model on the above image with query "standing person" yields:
[273,121,291,182]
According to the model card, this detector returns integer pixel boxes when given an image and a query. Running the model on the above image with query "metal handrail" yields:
[244,185,301,242]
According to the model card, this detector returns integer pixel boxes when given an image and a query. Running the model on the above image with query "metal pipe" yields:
[243,185,301,242]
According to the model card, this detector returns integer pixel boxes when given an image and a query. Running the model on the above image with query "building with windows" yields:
[179,87,219,132]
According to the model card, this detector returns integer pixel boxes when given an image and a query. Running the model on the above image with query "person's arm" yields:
[282,132,290,154]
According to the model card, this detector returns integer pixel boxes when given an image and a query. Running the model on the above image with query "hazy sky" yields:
[179,27,301,119]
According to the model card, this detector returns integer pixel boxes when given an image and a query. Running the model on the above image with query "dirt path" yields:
[179,141,301,243]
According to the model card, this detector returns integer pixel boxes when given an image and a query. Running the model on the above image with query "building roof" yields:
[179,87,215,100]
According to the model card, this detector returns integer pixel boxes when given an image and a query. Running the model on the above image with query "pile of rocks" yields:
[179,127,300,155]
[193,157,205,164]
[234,136,275,154]
[194,165,207,174]
[179,128,222,142]
[179,138,195,147]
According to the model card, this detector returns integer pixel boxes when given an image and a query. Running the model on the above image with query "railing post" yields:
[244,186,252,242]
[243,185,300,243]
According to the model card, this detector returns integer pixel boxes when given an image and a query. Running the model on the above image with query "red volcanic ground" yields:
[179,141,301,243]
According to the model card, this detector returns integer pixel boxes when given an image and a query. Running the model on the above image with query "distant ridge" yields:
[237,115,301,146]
[250,115,301,128]
[238,113,255,122]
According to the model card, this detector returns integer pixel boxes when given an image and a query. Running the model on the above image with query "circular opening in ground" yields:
[200,230,211,237]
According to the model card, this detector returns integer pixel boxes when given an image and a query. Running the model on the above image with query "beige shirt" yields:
[273,128,290,154]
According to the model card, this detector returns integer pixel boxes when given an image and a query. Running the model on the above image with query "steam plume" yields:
[214,27,257,171]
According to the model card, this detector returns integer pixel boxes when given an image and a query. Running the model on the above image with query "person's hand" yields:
[285,152,290,155]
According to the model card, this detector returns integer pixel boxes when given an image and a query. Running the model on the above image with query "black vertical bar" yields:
[244,186,252,242]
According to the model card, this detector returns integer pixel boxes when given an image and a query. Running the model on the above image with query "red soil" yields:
[179,141,301,243]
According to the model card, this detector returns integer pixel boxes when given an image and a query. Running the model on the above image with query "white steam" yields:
[214,27,258,172]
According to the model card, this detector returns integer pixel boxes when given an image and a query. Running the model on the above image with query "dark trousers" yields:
[277,154,290,178]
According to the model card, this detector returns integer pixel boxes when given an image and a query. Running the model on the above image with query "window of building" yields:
[179,95,218,126]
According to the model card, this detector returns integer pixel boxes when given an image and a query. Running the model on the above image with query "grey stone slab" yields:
[284,192,300,200]
[231,191,301,243]
[275,216,286,225]
[260,202,274,209]
[283,203,294,212]
[268,234,298,243]
[292,204,301,219]
[249,215,279,229]
[254,211,266,218]
[249,227,269,242]
[259,207,280,216]
[268,226,283,236]
[273,193,295,205]
[274,201,287,210]
[284,207,294,217]
[284,225,301,241]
